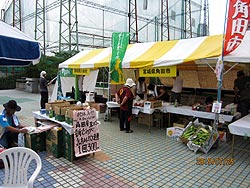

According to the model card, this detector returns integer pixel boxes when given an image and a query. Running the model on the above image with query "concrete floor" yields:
[0,89,250,188]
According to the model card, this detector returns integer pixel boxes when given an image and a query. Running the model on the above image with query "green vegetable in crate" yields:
[192,128,210,146]
[182,124,197,139]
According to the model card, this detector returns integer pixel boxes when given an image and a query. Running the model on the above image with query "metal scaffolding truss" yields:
[161,0,169,41]
[6,0,206,53]
[12,0,21,30]
[35,0,46,55]
[128,0,138,43]
[181,0,192,39]
[59,0,79,52]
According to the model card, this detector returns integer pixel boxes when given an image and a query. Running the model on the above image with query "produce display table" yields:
[32,111,74,135]
[228,114,250,157]
[163,103,235,125]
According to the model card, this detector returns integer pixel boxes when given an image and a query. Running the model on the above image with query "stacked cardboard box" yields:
[25,132,46,152]
[46,127,63,158]
[65,107,84,125]
[45,101,71,116]
[54,105,82,122]
[62,128,75,162]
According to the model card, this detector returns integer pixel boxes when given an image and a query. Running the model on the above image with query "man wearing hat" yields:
[0,100,28,148]
[115,78,136,133]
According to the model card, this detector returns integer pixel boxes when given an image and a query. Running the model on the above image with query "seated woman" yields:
[147,83,169,102]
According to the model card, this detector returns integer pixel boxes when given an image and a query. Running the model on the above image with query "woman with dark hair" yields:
[147,83,169,102]
[136,77,147,99]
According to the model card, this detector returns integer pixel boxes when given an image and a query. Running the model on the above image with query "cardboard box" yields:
[89,103,106,113]
[144,100,162,109]
[45,101,70,116]
[62,128,75,162]
[54,104,71,121]
[54,105,82,122]
[166,127,184,140]
[65,107,84,120]
[46,127,63,158]
[25,132,46,152]
[138,113,153,126]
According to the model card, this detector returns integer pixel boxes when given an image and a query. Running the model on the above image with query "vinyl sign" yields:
[139,66,176,77]
[73,68,90,75]
[223,0,250,56]
[73,109,101,157]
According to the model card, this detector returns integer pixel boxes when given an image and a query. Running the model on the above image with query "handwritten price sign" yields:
[73,109,101,157]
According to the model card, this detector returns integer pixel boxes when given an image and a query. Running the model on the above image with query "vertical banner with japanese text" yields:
[223,0,250,56]
[216,0,250,80]
[110,32,130,84]
[73,109,101,157]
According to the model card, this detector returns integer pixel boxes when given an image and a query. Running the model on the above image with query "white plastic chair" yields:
[0,147,42,188]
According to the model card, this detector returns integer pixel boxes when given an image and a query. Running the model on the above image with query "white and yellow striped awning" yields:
[59,34,223,69]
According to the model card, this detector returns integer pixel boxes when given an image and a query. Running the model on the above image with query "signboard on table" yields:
[73,109,101,157]
[139,66,176,77]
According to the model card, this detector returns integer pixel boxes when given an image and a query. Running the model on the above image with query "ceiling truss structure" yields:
[7,0,205,53]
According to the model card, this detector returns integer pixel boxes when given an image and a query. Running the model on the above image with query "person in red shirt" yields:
[115,78,136,133]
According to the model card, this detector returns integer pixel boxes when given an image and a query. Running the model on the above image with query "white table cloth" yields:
[228,114,250,137]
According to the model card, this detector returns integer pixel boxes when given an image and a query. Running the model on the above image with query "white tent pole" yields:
[214,0,229,134]
[223,63,239,76]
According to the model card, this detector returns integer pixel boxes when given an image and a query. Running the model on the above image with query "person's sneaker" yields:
[120,129,125,131]
[126,130,133,133]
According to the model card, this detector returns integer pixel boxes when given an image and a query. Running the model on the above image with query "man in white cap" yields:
[115,78,136,133]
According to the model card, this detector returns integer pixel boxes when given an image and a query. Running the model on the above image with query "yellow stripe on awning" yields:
[68,48,104,69]
[92,45,133,68]
[93,54,111,68]
[129,40,179,68]
[184,34,223,63]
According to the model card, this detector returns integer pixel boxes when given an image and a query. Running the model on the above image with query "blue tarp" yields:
[0,20,40,67]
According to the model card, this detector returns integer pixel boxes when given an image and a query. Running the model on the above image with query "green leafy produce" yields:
[182,124,198,139]
[191,128,210,146]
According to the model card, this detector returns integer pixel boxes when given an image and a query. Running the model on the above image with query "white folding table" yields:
[228,114,250,157]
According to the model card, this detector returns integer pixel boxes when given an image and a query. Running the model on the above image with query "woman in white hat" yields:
[115,78,136,133]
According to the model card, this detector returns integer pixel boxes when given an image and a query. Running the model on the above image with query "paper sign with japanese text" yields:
[139,66,176,77]
[73,109,101,157]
